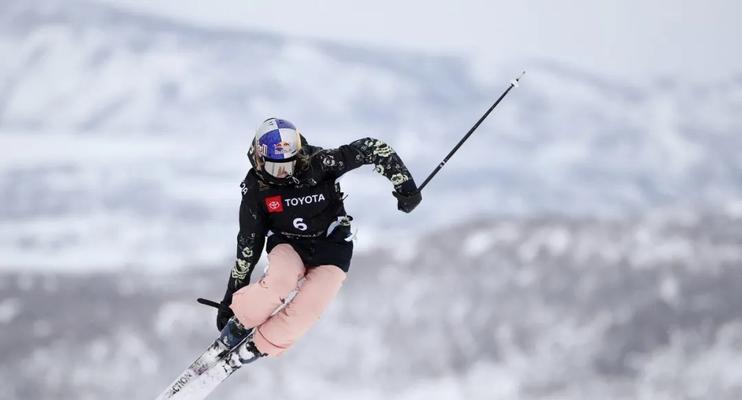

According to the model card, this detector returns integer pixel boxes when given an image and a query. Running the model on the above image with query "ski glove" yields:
[393,189,422,213]
[217,279,237,331]
[216,302,235,332]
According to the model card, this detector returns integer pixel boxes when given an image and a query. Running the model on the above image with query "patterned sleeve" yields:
[317,137,417,192]
[226,174,267,295]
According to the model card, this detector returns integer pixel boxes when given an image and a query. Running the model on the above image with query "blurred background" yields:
[1,0,742,399]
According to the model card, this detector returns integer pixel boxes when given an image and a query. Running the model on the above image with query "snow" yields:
[463,231,493,258]
[154,301,203,338]
[2,213,742,399]
[2,7,742,272]
[0,298,21,324]
[1,2,741,399]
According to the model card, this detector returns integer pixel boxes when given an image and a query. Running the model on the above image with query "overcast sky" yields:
[95,0,741,83]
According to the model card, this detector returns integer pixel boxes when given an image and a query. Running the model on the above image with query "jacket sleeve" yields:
[222,176,267,306]
[318,137,418,193]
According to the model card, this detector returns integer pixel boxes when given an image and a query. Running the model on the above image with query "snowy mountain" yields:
[2,212,741,399]
[2,0,742,272]
[2,1,742,399]
[1,0,480,136]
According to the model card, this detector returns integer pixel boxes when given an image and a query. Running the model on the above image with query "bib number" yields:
[293,218,308,231]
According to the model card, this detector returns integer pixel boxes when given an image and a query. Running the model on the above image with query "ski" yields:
[158,340,263,399]
[155,318,254,400]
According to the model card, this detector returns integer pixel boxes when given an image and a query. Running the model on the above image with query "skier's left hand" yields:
[216,303,234,332]
[393,188,422,213]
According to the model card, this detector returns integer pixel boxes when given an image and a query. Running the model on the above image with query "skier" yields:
[216,117,422,360]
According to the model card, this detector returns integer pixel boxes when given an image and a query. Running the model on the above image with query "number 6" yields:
[293,218,308,231]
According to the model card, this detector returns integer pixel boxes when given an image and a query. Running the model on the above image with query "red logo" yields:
[264,195,284,213]
[274,141,293,155]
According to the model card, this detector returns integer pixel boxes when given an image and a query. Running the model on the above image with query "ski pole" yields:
[418,71,525,192]
[197,297,222,309]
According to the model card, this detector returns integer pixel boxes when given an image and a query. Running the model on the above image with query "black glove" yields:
[392,184,423,213]
[216,302,234,332]
[217,280,237,331]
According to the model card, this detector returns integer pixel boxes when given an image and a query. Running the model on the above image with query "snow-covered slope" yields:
[0,0,479,135]
[2,212,741,400]
[1,0,741,271]
[2,2,741,399]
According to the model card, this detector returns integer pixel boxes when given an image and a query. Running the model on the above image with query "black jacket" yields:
[222,137,417,304]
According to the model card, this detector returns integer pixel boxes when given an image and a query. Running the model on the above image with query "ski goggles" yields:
[263,159,296,178]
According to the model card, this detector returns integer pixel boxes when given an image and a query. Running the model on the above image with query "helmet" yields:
[249,118,303,182]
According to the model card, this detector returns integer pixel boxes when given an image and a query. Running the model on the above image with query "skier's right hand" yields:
[216,302,234,332]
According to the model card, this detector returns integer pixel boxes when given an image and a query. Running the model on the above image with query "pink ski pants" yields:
[230,244,347,357]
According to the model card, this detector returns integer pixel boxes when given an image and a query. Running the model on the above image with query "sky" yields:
[94,0,742,83]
